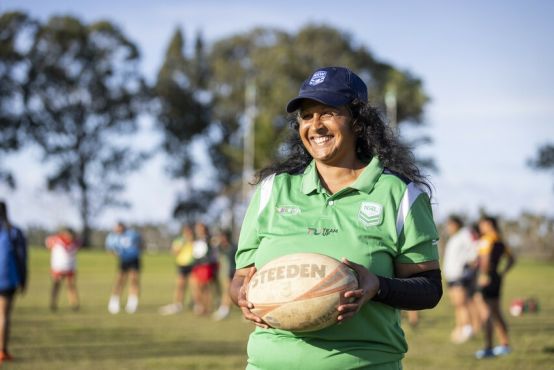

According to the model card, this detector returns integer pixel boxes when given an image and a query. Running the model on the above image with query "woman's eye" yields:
[301,113,313,121]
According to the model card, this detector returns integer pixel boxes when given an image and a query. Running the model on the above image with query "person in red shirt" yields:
[45,227,80,311]
[191,222,218,315]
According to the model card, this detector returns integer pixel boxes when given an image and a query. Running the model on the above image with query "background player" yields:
[443,215,478,343]
[474,215,516,359]
[159,224,195,315]
[0,200,27,362]
[105,221,143,314]
[45,227,80,311]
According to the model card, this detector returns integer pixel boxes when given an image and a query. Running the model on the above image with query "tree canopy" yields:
[207,25,431,219]
[154,28,213,221]
[529,143,554,189]
[23,15,146,244]
[0,12,37,188]
[2,12,435,233]
[208,25,431,180]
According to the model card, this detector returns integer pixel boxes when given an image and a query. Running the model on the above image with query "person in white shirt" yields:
[443,215,478,343]
[45,227,80,311]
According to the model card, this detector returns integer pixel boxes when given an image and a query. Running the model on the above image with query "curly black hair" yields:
[254,100,432,195]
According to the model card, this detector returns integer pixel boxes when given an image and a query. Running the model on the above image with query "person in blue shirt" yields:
[105,221,143,314]
[0,200,27,363]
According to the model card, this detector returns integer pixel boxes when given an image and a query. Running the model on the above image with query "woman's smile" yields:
[311,135,333,146]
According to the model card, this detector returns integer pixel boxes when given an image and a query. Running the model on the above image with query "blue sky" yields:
[1,0,553,229]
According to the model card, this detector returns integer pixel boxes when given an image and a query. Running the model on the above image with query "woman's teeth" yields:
[313,136,332,145]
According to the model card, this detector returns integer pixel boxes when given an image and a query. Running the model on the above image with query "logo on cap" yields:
[309,71,327,86]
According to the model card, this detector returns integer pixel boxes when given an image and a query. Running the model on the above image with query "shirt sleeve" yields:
[235,185,262,269]
[396,193,440,264]
[478,237,493,256]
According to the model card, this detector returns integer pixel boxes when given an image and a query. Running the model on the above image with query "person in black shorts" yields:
[105,222,143,314]
[474,215,515,359]
[442,215,478,343]
[159,224,195,315]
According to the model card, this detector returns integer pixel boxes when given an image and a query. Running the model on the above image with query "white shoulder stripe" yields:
[258,173,276,216]
[396,182,423,236]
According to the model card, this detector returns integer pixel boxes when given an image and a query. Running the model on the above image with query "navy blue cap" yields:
[286,66,368,113]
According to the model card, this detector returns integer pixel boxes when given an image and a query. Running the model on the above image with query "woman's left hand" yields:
[336,258,380,323]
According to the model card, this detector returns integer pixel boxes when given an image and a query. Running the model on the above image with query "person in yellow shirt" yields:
[474,216,515,359]
[159,224,195,315]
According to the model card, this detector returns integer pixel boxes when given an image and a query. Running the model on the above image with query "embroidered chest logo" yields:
[358,202,383,227]
[309,71,327,86]
[307,227,338,236]
[276,205,301,216]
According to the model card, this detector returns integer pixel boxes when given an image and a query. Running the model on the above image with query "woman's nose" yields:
[312,113,324,128]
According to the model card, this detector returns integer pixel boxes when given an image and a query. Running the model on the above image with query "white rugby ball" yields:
[247,253,358,332]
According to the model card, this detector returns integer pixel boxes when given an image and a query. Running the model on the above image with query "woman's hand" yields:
[232,267,270,329]
[336,258,380,323]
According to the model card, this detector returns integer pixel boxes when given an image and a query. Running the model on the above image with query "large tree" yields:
[206,25,433,218]
[24,15,146,245]
[156,25,434,227]
[0,12,37,188]
[154,28,212,222]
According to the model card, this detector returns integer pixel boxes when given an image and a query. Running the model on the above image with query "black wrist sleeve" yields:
[372,269,443,310]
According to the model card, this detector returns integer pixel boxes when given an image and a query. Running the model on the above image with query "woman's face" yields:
[182,226,193,239]
[446,220,459,236]
[298,101,357,166]
[478,220,492,235]
[194,223,206,237]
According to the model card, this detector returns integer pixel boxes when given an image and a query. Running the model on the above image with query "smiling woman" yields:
[298,103,360,177]
[230,67,443,370]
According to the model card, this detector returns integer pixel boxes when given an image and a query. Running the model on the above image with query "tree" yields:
[156,24,433,227]
[24,15,146,246]
[204,25,433,218]
[529,143,554,188]
[0,11,37,188]
[154,28,212,222]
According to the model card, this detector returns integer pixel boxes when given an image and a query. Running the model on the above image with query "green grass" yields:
[8,248,554,369]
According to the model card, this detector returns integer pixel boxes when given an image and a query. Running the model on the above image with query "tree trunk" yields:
[78,157,91,248]
[80,197,91,248]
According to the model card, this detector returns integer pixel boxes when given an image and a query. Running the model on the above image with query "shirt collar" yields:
[349,157,384,193]
[301,160,322,195]
[301,157,383,195]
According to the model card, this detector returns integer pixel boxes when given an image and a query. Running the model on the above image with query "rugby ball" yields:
[247,253,358,332]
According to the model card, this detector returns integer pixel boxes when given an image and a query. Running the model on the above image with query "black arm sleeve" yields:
[372,269,443,310]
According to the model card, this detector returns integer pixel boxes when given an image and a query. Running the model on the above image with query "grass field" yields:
[6,248,554,369]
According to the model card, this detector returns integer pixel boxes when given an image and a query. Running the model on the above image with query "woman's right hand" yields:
[231,266,270,329]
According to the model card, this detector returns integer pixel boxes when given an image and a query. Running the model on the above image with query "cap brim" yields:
[285,91,352,113]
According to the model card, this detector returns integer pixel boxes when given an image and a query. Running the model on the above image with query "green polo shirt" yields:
[236,157,439,370]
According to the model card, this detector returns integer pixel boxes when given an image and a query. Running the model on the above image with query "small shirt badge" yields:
[309,71,327,86]
[358,202,383,227]
[276,205,301,216]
